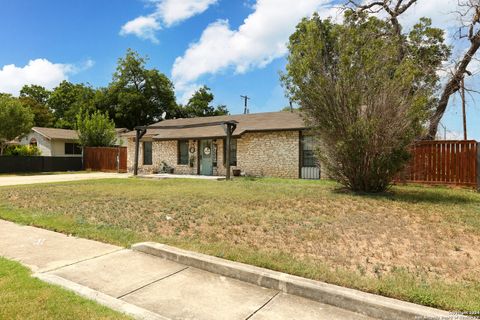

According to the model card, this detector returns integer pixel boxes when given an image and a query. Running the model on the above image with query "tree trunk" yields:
[426,32,480,139]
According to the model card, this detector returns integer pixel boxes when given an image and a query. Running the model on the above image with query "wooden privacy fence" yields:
[398,140,478,187]
[83,147,127,173]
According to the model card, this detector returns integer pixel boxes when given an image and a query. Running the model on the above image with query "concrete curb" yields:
[132,242,463,320]
[34,273,170,320]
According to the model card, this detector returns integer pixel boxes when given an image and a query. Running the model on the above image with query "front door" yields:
[199,139,213,175]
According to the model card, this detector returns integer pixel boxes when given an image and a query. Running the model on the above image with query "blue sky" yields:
[0,0,478,139]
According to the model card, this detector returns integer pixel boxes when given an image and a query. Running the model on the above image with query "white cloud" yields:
[155,0,218,27]
[172,0,332,93]
[0,59,89,96]
[121,0,217,42]
[120,16,161,43]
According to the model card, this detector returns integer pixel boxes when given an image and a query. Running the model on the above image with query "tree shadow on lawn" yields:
[331,184,477,205]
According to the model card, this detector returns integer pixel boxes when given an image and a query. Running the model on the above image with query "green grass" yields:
[0,257,131,320]
[0,177,479,312]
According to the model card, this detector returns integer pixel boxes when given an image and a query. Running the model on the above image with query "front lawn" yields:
[0,257,131,320]
[0,178,479,311]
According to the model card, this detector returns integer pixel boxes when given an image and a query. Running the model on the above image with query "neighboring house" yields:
[124,111,321,179]
[19,127,82,157]
[19,127,129,157]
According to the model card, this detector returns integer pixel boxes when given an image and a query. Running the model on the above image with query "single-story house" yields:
[19,127,129,157]
[124,111,321,179]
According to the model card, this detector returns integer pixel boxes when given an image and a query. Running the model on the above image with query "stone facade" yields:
[127,130,301,179]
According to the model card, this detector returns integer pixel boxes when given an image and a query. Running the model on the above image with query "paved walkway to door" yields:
[141,173,225,180]
[0,219,375,320]
[0,172,129,187]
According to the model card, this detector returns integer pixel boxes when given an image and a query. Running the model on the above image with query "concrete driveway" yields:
[0,172,129,187]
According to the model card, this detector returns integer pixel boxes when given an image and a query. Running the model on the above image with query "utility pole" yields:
[461,77,467,140]
[240,95,250,114]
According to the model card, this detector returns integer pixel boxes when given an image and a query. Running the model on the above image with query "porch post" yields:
[225,125,231,180]
[133,128,146,176]
[224,121,237,181]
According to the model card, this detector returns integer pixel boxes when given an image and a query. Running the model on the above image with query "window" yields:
[178,140,189,165]
[29,138,37,147]
[301,136,317,167]
[223,138,237,166]
[143,141,153,165]
[65,143,82,155]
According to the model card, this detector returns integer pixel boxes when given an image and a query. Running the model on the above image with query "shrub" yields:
[3,145,41,156]
[282,14,436,192]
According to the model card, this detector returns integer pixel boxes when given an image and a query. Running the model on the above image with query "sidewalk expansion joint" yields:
[40,248,124,273]
[117,266,190,299]
[244,291,280,320]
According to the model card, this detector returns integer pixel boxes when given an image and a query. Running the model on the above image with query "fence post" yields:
[477,142,480,191]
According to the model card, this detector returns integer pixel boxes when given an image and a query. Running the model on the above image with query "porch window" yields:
[143,141,152,165]
[223,138,237,166]
[178,140,189,165]
[65,143,82,155]
[301,136,316,167]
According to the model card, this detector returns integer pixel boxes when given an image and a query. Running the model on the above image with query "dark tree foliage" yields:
[178,86,229,118]
[98,49,178,129]
[48,81,96,129]
[19,85,54,127]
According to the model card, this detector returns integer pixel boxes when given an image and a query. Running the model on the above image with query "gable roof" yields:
[32,127,78,140]
[33,127,130,141]
[124,111,306,140]
[115,128,129,134]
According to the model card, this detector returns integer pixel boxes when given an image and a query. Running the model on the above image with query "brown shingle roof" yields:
[33,127,78,140]
[123,111,306,140]
[33,127,131,140]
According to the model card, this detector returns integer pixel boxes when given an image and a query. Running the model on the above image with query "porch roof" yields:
[124,111,306,140]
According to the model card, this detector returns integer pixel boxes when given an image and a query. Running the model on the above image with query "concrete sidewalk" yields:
[0,220,374,320]
[0,172,129,186]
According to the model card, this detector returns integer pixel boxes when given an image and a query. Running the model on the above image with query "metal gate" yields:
[300,135,320,179]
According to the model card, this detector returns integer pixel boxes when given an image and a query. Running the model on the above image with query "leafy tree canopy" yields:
[179,86,229,118]
[49,81,96,129]
[0,95,34,155]
[19,84,55,127]
[76,110,117,147]
[99,49,178,129]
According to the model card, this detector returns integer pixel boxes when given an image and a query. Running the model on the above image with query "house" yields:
[124,111,321,179]
[19,127,83,157]
[19,127,129,157]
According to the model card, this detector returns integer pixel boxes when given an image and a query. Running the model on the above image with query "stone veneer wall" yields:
[127,130,300,178]
[126,138,198,175]
[238,131,299,178]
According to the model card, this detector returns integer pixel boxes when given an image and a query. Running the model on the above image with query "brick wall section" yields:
[127,130,300,178]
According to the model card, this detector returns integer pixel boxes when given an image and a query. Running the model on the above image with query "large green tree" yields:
[99,49,178,129]
[0,95,34,155]
[282,13,449,192]
[19,85,54,127]
[48,81,96,129]
[76,110,117,147]
[179,86,228,118]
